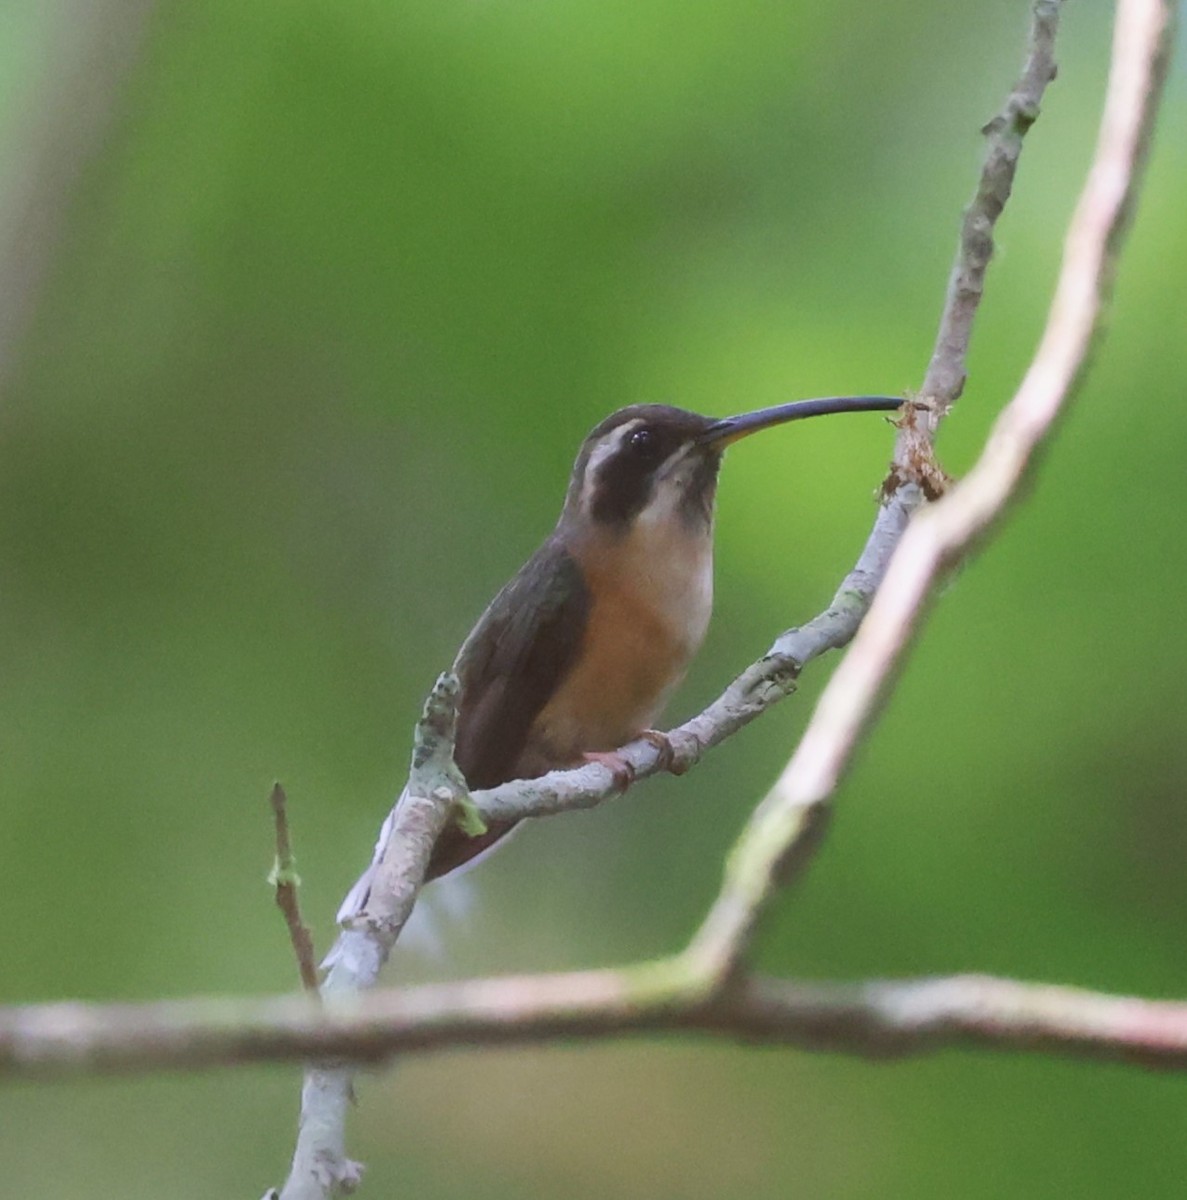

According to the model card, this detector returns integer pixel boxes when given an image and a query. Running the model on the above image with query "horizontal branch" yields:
[4,968,1187,1079]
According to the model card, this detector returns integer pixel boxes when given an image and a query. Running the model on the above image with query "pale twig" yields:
[268,785,321,996]
[688,0,1176,980]
[5,967,1187,1078]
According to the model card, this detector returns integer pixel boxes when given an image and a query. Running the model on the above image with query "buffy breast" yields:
[521,522,713,773]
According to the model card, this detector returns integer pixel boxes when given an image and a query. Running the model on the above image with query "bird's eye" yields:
[628,427,659,458]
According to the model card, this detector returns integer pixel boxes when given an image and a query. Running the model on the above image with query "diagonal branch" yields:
[687,0,1175,980]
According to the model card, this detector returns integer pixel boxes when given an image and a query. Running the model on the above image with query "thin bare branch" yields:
[269,785,321,996]
[918,0,1063,417]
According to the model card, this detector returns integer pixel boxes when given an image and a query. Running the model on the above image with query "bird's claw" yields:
[581,750,636,792]
[582,729,685,791]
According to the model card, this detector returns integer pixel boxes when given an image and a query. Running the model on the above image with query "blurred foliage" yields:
[2,1,1186,1196]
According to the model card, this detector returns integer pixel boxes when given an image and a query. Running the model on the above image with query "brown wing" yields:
[426,537,590,879]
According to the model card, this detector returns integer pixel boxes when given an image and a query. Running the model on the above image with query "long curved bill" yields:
[701,395,902,447]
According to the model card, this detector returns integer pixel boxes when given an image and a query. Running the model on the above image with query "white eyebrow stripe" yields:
[579,419,643,509]
[593,419,642,466]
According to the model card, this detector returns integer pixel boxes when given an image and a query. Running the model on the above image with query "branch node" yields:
[452,792,489,836]
[881,400,953,503]
[411,672,461,769]
[313,1153,365,1194]
[745,653,800,702]
[665,728,704,773]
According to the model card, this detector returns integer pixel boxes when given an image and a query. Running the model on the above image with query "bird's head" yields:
[559,395,902,537]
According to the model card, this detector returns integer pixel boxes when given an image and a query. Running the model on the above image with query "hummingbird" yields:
[338,394,900,923]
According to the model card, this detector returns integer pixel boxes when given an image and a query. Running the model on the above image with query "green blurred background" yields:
[2,1,1186,1196]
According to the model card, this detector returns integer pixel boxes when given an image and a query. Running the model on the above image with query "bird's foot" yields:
[581,750,636,792]
[582,731,686,790]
